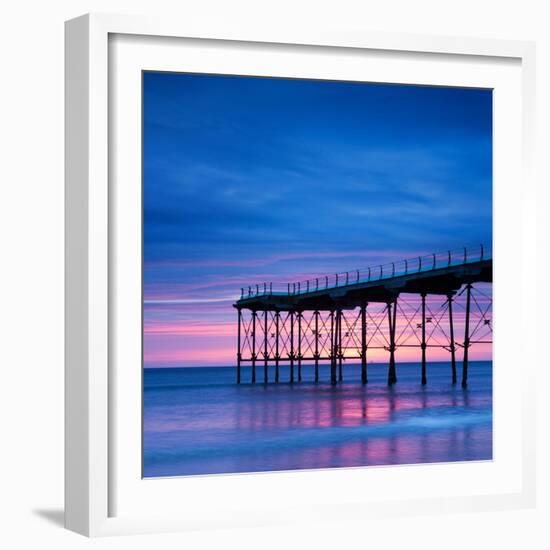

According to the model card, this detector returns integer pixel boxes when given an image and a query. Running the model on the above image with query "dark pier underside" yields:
[236,259,492,312]
[233,256,492,388]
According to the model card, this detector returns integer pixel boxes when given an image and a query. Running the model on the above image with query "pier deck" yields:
[233,245,492,387]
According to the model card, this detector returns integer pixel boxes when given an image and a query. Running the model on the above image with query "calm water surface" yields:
[143,361,492,477]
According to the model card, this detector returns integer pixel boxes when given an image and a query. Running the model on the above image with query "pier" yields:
[234,245,492,387]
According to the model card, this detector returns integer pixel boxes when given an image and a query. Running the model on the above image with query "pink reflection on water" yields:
[146,384,473,433]
[143,364,492,476]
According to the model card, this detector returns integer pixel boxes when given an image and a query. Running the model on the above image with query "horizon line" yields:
[144,359,493,370]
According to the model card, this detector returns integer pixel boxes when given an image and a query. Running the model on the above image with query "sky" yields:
[143,72,492,368]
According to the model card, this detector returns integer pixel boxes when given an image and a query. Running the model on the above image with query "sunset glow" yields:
[143,73,491,368]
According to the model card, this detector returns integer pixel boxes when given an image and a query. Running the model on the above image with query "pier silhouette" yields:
[234,245,492,388]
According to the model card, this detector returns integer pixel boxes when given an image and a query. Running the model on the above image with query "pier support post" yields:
[275,311,280,383]
[263,310,268,384]
[447,292,457,384]
[462,283,472,388]
[314,311,319,383]
[237,308,242,384]
[298,312,302,382]
[421,293,427,385]
[290,311,295,383]
[387,299,397,385]
[251,310,257,384]
[338,309,343,382]
[330,310,337,385]
[361,303,368,384]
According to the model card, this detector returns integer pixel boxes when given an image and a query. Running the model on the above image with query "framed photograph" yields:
[65,13,537,536]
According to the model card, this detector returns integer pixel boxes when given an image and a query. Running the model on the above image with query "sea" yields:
[143,361,492,478]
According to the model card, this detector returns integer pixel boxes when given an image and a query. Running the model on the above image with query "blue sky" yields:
[142,72,492,366]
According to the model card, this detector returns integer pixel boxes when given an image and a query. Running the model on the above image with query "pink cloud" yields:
[143,283,492,368]
[145,320,235,337]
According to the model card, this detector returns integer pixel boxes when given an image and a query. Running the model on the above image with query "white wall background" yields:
[0,1,547,548]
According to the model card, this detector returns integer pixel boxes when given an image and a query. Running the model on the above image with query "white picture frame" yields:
[65,12,537,537]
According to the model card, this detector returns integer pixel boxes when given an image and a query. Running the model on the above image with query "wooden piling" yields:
[462,284,472,388]
[251,310,257,384]
[314,310,319,383]
[330,310,336,385]
[447,293,457,384]
[290,311,295,383]
[421,293,427,385]
[361,303,367,384]
[275,311,280,383]
[237,308,242,384]
[263,310,268,384]
[387,300,397,385]
[298,312,302,382]
[338,309,343,382]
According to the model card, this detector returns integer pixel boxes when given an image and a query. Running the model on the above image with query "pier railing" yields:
[240,244,491,300]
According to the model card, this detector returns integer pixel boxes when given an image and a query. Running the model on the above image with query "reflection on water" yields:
[143,362,492,477]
